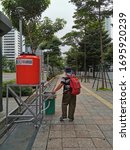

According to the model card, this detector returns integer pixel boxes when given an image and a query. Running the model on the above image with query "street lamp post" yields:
[47,52,49,80]
[16,7,25,53]
[43,49,51,81]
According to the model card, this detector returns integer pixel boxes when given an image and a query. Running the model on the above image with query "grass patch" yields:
[98,87,112,91]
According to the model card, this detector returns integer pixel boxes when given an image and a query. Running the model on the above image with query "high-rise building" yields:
[2,29,21,61]
[1,2,25,61]
[105,16,113,39]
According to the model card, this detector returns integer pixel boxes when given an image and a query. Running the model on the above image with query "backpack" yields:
[69,75,81,95]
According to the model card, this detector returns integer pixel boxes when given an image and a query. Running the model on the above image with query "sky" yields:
[42,0,76,53]
[0,0,75,54]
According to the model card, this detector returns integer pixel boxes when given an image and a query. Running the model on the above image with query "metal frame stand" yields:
[92,64,113,91]
[6,84,42,127]
[5,50,55,127]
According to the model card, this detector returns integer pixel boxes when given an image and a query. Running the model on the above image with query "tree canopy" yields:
[25,17,66,49]
[1,0,50,48]
[39,36,64,71]
[1,0,50,27]
[62,0,113,71]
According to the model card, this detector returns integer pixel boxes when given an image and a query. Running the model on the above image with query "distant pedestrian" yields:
[52,68,78,122]
[80,71,84,82]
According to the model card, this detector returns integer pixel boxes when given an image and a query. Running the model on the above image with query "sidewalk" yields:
[32,77,113,150]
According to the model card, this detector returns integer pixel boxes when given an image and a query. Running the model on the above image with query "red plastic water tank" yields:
[16,54,40,85]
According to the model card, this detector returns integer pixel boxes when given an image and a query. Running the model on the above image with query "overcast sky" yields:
[42,0,76,53]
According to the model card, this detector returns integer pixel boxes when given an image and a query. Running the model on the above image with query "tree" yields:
[2,55,16,72]
[39,17,66,42]
[39,36,64,72]
[64,48,82,72]
[67,0,113,86]
[2,55,8,71]
[62,31,83,71]
[103,42,113,64]
[63,26,112,73]
[19,17,66,49]
[1,0,50,31]
[1,0,50,49]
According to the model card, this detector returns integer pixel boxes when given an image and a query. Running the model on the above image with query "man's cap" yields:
[64,67,73,76]
[64,67,72,73]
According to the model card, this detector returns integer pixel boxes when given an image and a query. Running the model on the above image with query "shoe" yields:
[60,116,67,121]
[69,118,74,122]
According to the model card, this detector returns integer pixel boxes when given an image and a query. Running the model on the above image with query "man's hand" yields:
[52,89,56,94]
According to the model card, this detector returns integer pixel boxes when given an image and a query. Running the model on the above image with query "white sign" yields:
[16,59,33,65]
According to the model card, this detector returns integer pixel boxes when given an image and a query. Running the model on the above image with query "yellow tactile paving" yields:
[81,84,112,109]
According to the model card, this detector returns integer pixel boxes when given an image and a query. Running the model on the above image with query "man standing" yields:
[52,68,76,122]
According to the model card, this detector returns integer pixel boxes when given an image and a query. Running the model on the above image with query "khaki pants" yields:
[62,93,76,120]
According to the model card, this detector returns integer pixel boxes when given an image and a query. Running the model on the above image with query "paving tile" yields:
[74,125,87,130]
[77,138,95,148]
[89,131,105,138]
[62,138,79,148]
[95,120,111,125]
[102,130,113,139]
[62,130,76,138]
[32,131,48,148]
[98,124,113,131]
[32,148,45,150]
[75,130,90,138]
[91,116,104,120]
[47,138,62,149]
[50,124,62,130]
[32,137,47,148]
[83,119,96,125]
[92,138,112,148]
[62,124,75,130]
[73,119,85,124]
[79,148,96,150]
[63,148,80,150]
[86,125,100,131]
[49,130,62,138]
[96,148,113,150]
[107,138,113,146]
[47,148,62,150]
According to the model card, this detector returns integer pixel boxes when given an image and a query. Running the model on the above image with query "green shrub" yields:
[2,80,33,97]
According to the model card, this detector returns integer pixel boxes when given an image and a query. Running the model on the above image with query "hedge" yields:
[2,80,33,97]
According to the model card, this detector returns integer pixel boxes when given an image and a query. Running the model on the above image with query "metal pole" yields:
[16,7,25,54]
[99,2,104,88]
[97,0,104,88]
[6,85,9,124]
[47,53,49,80]
[0,37,3,111]
[19,18,22,53]
[84,42,87,82]
[42,51,44,81]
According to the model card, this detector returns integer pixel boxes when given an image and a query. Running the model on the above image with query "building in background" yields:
[0,2,25,61]
[2,29,19,61]
[105,16,113,40]
[2,29,25,61]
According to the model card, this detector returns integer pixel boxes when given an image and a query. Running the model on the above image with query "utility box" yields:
[16,53,40,85]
